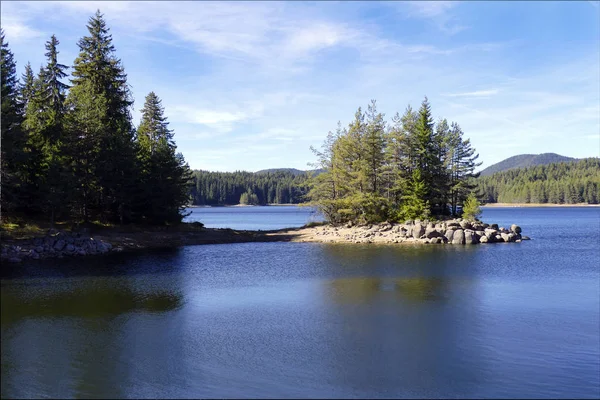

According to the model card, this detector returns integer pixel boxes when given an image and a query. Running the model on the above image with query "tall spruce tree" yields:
[447,122,481,215]
[136,92,191,224]
[0,30,26,221]
[18,62,35,110]
[66,10,137,223]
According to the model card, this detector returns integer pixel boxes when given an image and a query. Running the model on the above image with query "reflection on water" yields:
[1,283,183,324]
[328,276,446,304]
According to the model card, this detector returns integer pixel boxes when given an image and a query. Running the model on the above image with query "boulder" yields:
[510,224,522,234]
[479,235,489,243]
[495,234,504,242]
[412,223,425,239]
[66,244,75,252]
[452,229,465,245]
[501,232,513,243]
[425,227,441,239]
[445,229,455,242]
[459,221,472,230]
[521,236,531,240]
[35,246,44,253]
[53,239,66,251]
[491,224,499,230]
[465,230,478,245]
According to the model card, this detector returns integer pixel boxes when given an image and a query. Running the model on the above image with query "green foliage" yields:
[190,170,310,206]
[0,29,26,221]
[308,98,480,224]
[0,13,192,226]
[239,190,259,205]
[478,158,600,204]
[399,169,430,221]
[461,192,481,221]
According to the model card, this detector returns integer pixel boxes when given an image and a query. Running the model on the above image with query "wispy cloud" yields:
[0,18,42,42]
[403,1,468,35]
[443,89,500,98]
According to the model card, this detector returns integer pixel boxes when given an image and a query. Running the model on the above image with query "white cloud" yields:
[0,18,42,42]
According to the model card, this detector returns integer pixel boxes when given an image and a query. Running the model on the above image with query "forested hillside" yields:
[308,98,481,224]
[189,170,311,205]
[0,12,191,226]
[478,158,600,204]
[479,153,576,176]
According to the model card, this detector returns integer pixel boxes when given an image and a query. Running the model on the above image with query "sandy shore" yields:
[482,203,599,207]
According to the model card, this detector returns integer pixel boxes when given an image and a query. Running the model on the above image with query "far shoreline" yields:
[482,203,600,208]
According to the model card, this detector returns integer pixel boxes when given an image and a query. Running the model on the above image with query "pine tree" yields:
[136,92,191,224]
[462,192,481,221]
[66,10,137,223]
[18,62,35,109]
[447,122,481,215]
[0,30,26,221]
[400,169,430,221]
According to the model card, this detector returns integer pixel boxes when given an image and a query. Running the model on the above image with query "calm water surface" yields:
[2,207,599,398]
[184,205,323,230]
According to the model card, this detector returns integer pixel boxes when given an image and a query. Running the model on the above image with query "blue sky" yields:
[2,1,599,172]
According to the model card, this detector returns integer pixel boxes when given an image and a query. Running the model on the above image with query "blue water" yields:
[1,207,599,398]
[184,205,323,230]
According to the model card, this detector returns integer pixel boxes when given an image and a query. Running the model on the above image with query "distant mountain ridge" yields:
[479,153,577,176]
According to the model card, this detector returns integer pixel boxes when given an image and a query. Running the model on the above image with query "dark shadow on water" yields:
[0,247,185,280]
[1,284,183,325]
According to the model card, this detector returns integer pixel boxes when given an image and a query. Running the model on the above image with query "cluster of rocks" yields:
[1,231,115,263]
[309,219,530,245]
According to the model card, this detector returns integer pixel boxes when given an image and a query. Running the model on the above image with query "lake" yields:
[183,205,323,230]
[1,207,599,398]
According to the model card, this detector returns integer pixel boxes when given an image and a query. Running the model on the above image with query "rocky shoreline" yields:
[1,218,529,263]
[1,230,114,263]
[278,219,530,245]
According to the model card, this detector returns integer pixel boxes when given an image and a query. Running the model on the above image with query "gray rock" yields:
[452,229,465,245]
[30,252,40,260]
[521,235,531,240]
[510,224,522,234]
[35,246,44,253]
[53,239,66,251]
[66,244,75,252]
[412,223,425,239]
[445,229,455,242]
[465,230,478,244]
[501,232,512,243]
[495,234,504,242]
[479,235,489,243]
[491,224,499,230]
[460,221,472,230]
[77,249,87,256]
[8,257,22,263]
[425,227,441,239]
